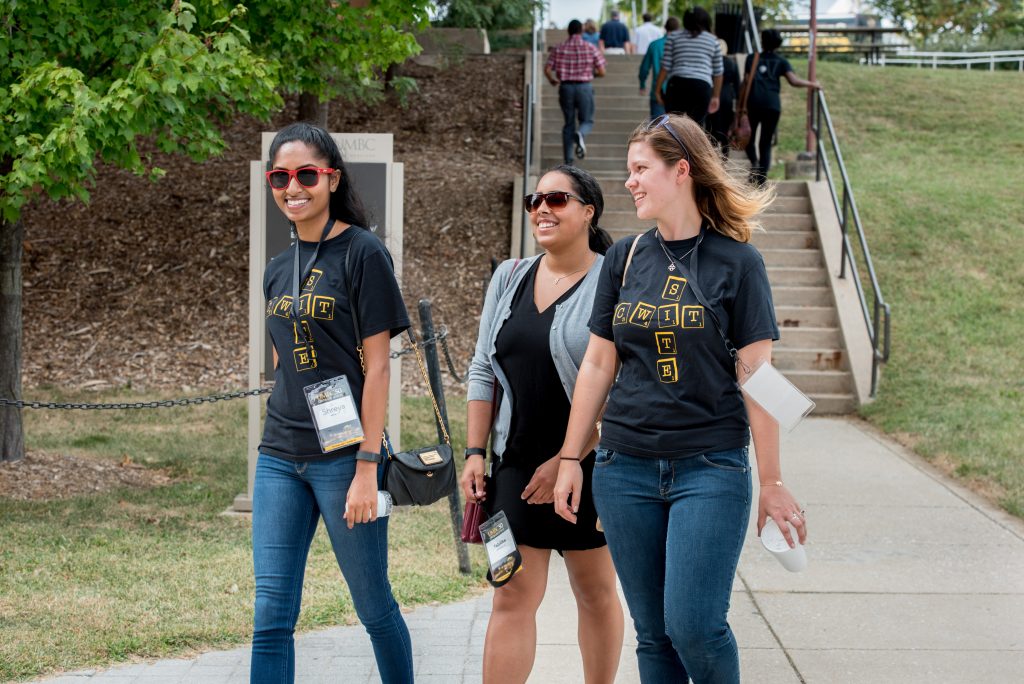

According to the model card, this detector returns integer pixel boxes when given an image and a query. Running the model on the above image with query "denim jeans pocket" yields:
[594,448,616,467]
[699,447,749,473]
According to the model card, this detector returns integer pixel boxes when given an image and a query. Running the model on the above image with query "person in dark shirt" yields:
[463,166,623,684]
[599,10,633,54]
[553,114,808,683]
[254,123,413,684]
[708,38,742,160]
[744,28,821,184]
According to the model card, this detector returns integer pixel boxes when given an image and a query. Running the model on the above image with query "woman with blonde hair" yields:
[552,113,807,683]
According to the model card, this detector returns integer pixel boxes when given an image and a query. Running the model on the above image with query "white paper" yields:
[740,362,815,431]
[311,396,358,429]
[485,528,517,567]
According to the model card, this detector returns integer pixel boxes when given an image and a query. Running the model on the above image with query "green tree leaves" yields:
[0,0,432,221]
[871,1,1024,40]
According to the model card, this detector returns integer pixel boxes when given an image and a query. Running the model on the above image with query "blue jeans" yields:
[592,447,751,684]
[251,453,413,684]
[559,82,595,163]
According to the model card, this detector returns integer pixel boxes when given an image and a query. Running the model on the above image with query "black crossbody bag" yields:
[344,229,456,507]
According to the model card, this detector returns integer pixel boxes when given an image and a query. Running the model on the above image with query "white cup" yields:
[760,518,807,572]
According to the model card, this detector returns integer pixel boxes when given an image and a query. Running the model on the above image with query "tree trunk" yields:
[298,92,329,128]
[0,214,24,462]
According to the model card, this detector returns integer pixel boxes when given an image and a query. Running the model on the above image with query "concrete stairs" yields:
[535,54,857,413]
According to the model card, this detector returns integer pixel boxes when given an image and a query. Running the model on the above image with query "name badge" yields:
[479,510,523,587]
[304,375,365,452]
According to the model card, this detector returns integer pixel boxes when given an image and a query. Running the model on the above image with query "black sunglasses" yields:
[645,114,691,162]
[523,191,585,213]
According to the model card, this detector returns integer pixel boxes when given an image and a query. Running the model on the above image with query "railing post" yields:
[839,188,849,279]
[871,300,881,396]
[522,80,533,259]
[815,96,822,181]
[418,299,472,575]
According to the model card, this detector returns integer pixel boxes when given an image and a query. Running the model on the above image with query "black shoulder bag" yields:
[344,229,456,507]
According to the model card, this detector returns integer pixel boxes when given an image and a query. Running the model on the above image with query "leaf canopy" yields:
[0,0,431,222]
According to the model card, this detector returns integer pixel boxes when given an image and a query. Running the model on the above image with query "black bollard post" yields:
[418,299,472,575]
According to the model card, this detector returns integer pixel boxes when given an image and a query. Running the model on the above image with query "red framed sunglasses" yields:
[523,191,585,213]
[265,167,335,190]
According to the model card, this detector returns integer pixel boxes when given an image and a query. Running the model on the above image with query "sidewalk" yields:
[37,417,1024,683]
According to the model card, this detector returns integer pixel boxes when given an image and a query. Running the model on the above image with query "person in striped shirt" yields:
[545,20,607,165]
[654,7,723,127]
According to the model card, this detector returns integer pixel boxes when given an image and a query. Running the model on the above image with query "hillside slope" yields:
[774,61,1024,515]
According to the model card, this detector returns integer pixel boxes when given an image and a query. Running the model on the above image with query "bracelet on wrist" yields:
[464,447,487,460]
[559,456,581,462]
[760,480,784,488]
[355,450,382,464]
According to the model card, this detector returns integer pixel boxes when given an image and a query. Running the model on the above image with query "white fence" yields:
[878,50,1024,71]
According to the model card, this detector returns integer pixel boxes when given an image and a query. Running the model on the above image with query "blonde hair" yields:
[627,114,772,243]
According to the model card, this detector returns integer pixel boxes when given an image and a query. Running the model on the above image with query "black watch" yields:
[355,450,382,463]
[464,447,487,460]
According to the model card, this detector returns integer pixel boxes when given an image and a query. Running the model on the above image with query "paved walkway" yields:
[37,417,1024,683]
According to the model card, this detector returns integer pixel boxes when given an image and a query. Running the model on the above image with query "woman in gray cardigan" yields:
[462,165,624,684]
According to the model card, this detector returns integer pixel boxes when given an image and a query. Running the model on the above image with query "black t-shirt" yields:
[260,227,409,461]
[721,55,741,110]
[496,260,584,468]
[589,229,779,459]
[746,51,793,112]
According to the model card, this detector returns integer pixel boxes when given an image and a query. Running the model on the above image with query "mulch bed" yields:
[8,55,524,501]
[20,54,524,396]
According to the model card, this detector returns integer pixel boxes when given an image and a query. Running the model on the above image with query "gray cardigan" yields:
[467,254,604,458]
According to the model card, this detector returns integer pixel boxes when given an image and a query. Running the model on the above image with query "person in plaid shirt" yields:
[544,20,606,165]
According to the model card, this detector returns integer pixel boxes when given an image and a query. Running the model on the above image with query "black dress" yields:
[490,260,605,552]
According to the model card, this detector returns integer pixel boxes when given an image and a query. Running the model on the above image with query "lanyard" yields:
[291,218,335,379]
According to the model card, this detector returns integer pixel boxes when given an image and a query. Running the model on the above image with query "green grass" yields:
[771,61,1024,515]
[0,390,487,681]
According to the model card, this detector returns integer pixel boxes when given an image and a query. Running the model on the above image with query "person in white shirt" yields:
[633,13,665,56]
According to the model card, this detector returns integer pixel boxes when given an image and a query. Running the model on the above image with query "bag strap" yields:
[345,229,451,451]
[737,51,760,116]
[621,233,643,288]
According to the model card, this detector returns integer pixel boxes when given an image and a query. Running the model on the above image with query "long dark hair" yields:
[683,7,711,37]
[268,122,368,229]
[547,164,613,255]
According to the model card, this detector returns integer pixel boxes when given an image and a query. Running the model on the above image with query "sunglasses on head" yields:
[645,114,691,162]
[523,191,585,213]
[265,167,335,190]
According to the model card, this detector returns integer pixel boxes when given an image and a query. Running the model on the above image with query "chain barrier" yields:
[0,329,463,411]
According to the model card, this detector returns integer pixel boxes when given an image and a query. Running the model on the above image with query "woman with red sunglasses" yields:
[463,165,624,684]
[254,123,413,683]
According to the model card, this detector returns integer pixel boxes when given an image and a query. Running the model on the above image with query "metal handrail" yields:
[519,9,540,257]
[811,91,891,396]
[743,0,762,54]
